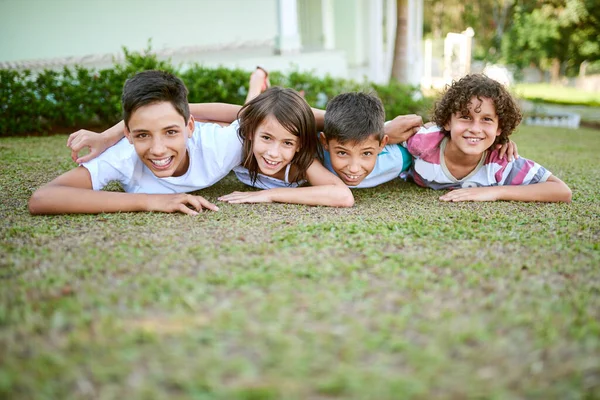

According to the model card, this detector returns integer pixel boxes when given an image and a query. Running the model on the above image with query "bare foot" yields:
[251,67,270,93]
[246,67,271,103]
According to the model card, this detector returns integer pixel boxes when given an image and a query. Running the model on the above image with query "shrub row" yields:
[1,47,430,136]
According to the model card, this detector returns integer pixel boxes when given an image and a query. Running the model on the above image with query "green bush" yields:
[372,80,432,120]
[181,65,250,104]
[1,69,42,134]
[0,47,430,136]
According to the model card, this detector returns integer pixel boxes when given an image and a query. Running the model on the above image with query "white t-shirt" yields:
[83,121,242,194]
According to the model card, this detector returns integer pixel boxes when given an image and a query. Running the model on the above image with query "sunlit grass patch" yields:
[514,83,600,107]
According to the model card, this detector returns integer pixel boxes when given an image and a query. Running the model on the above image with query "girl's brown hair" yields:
[432,74,522,145]
[237,87,322,185]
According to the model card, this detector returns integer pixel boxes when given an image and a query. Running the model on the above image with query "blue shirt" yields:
[323,143,412,188]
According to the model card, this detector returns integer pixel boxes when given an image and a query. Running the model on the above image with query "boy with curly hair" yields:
[407,74,571,202]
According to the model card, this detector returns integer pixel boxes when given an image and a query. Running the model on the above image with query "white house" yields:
[0,0,423,84]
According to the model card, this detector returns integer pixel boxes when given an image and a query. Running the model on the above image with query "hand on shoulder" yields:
[385,114,424,144]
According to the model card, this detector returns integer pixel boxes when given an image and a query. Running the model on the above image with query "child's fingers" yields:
[69,138,88,162]
[496,143,507,160]
[67,130,90,148]
[219,196,244,203]
[195,196,219,211]
[66,131,81,147]
[223,198,247,204]
[69,136,88,154]
[439,189,469,202]
[398,114,423,128]
[439,192,454,201]
[178,203,199,216]
[496,143,513,161]
[440,188,497,202]
[505,142,516,162]
[218,192,245,202]
[508,142,515,161]
[440,194,468,202]
[186,196,204,212]
[510,141,519,160]
[410,114,423,126]
[75,148,98,164]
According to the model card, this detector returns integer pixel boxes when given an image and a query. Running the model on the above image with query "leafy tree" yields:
[501,0,600,78]
[422,0,599,77]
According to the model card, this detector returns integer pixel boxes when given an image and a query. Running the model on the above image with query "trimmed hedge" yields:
[1,47,430,136]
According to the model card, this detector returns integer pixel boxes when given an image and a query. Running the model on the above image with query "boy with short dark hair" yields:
[29,70,242,215]
[319,92,415,188]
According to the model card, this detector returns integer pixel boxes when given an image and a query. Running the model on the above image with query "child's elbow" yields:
[555,179,572,203]
[28,187,49,215]
[336,188,355,208]
[561,186,572,203]
[28,191,43,215]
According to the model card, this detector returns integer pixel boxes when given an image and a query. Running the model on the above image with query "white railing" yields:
[524,112,581,129]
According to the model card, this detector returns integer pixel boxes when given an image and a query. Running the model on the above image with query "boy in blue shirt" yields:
[321,92,418,188]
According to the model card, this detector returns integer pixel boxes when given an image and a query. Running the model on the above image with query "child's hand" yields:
[495,140,519,161]
[146,194,219,215]
[439,187,500,202]
[218,191,273,204]
[67,129,111,163]
[385,114,424,144]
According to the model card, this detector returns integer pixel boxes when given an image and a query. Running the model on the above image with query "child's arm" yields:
[67,103,242,163]
[385,114,424,144]
[218,160,354,208]
[438,175,572,203]
[312,108,325,131]
[28,167,219,215]
[190,103,242,124]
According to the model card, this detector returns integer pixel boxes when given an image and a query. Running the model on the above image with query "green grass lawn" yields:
[1,125,599,399]
[514,83,600,107]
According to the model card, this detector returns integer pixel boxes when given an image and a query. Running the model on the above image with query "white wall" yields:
[332,0,367,68]
[0,0,278,63]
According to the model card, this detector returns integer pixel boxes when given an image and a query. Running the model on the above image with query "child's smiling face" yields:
[321,133,388,186]
[252,115,300,178]
[125,101,194,178]
[444,96,501,157]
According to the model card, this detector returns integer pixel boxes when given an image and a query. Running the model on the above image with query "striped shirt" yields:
[407,126,551,190]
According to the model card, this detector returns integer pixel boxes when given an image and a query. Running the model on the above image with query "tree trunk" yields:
[391,0,408,82]
[579,60,588,78]
[432,0,443,40]
[550,58,560,84]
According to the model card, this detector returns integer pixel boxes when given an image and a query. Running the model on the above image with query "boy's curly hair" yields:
[432,74,522,145]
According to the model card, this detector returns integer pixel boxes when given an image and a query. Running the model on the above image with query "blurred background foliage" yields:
[0,46,429,136]
[423,0,599,79]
